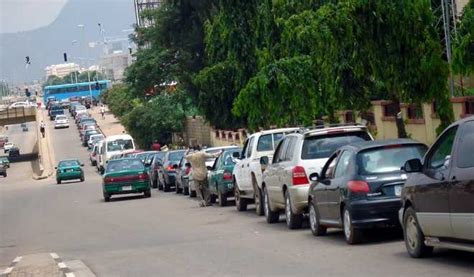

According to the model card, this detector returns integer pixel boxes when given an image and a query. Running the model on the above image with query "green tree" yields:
[106,84,136,118]
[453,0,474,76]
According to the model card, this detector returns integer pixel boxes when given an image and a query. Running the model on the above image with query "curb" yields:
[50,253,75,277]
[0,256,22,276]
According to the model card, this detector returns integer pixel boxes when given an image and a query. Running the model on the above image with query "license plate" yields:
[394,185,402,196]
[67,169,74,172]
[122,186,132,191]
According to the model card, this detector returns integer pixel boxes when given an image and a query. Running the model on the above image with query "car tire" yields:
[144,189,151,198]
[254,186,264,216]
[235,185,248,212]
[103,192,111,202]
[343,206,362,244]
[57,179,61,184]
[309,201,327,236]
[80,176,85,182]
[218,188,227,207]
[264,186,279,224]
[403,207,433,258]
[285,190,303,229]
[3,172,7,177]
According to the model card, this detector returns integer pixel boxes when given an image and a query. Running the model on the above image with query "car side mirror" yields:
[403,159,423,173]
[309,173,320,182]
[206,166,212,170]
[260,156,269,166]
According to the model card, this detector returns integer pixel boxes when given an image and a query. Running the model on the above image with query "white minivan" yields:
[100,134,135,173]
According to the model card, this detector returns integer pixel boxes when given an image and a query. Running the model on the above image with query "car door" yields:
[240,136,255,192]
[208,154,222,193]
[415,125,458,238]
[314,152,339,222]
[326,150,353,223]
[275,137,296,206]
[449,120,474,240]
[267,138,289,204]
[234,138,249,188]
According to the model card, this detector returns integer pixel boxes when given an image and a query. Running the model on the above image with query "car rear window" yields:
[257,133,285,152]
[357,144,427,175]
[106,159,144,172]
[169,151,185,162]
[302,131,372,160]
[59,160,79,167]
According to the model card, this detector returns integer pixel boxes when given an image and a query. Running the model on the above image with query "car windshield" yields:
[302,131,372,160]
[169,151,185,162]
[59,160,79,167]
[357,145,427,175]
[205,149,227,162]
[106,159,144,172]
[55,115,66,120]
[107,139,133,152]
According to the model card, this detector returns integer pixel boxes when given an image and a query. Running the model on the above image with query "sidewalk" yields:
[89,106,125,137]
[2,253,64,277]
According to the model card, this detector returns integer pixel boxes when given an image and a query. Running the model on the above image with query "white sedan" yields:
[54,115,69,129]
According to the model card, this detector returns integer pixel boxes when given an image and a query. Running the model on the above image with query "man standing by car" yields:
[185,149,221,207]
[40,121,46,138]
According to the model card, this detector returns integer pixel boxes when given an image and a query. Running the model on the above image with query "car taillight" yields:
[185,167,191,175]
[348,180,370,193]
[104,176,113,184]
[223,171,233,180]
[292,166,308,185]
[138,173,148,180]
[167,165,174,171]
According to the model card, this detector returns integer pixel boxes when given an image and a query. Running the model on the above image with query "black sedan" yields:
[308,139,427,244]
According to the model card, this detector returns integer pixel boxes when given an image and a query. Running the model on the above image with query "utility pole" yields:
[440,0,458,98]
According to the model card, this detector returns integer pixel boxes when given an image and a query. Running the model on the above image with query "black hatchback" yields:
[308,139,427,244]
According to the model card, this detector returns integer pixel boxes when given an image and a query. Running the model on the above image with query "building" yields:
[45,63,80,78]
[134,0,162,27]
[99,51,132,81]
[457,0,469,13]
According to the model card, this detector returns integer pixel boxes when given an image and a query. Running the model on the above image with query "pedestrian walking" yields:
[100,105,106,119]
[40,121,46,138]
[185,149,222,207]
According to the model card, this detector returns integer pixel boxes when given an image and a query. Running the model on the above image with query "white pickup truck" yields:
[233,128,299,214]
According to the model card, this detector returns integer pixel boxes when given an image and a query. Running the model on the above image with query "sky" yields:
[0,0,68,34]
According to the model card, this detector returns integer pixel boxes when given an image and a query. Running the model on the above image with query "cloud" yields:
[0,0,68,34]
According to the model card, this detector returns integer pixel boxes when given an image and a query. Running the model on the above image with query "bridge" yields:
[0,107,37,126]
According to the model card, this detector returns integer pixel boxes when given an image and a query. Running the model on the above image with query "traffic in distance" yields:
[41,95,474,258]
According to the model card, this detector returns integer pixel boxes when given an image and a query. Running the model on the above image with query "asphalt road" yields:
[1,115,473,276]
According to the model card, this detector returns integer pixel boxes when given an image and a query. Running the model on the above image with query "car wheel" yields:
[57,179,61,184]
[144,189,151,198]
[309,201,327,236]
[404,207,433,258]
[264,186,279,223]
[343,207,362,244]
[103,192,111,202]
[235,185,248,212]
[254,186,264,216]
[80,175,85,182]
[217,187,227,207]
[210,191,217,204]
[285,190,303,229]
[3,172,7,177]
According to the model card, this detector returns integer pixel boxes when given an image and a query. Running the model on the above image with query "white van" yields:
[100,134,135,173]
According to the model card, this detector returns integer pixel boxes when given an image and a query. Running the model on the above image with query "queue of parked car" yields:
[69,110,473,258]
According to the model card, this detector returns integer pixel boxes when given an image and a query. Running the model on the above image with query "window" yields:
[301,131,372,160]
[426,126,458,169]
[465,100,474,115]
[257,134,273,151]
[334,151,352,178]
[383,102,398,117]
[246,137,254,158]
[282,137,297,162]
[107,139,134,152]
[358,145,427,175]
[241,139,249,159]
[273,138,289,163]
[457,121,474,168]
[323,154,339,179]
[407,104,423,120]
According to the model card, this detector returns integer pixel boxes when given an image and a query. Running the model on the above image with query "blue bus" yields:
[43,80,110,103]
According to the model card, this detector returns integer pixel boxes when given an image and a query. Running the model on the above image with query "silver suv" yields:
[261,125,373,229]
[233,128,300,214]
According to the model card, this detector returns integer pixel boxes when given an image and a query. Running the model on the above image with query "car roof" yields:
[251,127,300,136]
[105,134,133,141]
[448,115,474,128]
[301,125,369,137]
[341,139,425,152]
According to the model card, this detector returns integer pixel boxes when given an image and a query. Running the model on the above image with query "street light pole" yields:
[78,24,93,100]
